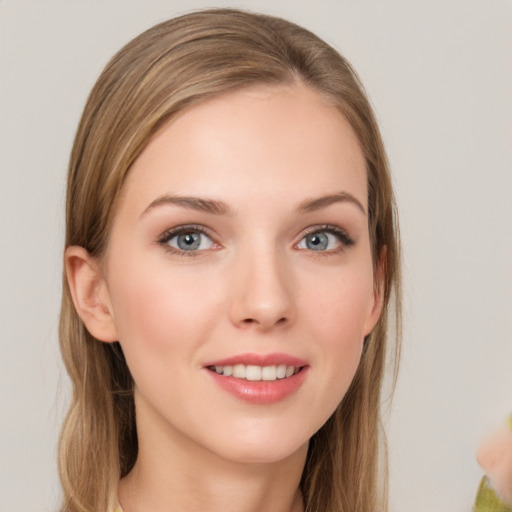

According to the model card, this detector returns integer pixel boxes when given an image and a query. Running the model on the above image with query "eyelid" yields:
[295,224,355,251]
[157,224,219,255]
[156,223,354,256]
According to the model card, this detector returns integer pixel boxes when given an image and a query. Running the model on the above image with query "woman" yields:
[59,8,401,512]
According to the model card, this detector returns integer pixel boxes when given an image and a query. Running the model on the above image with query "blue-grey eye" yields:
[297,230,342,251]
[168,231,214,251]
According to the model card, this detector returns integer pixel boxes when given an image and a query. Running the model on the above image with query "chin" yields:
[205,422,312,466]
[224,441,308,466]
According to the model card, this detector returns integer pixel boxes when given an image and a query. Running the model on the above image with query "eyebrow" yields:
[140,191,366,219]
[140,195,234,218]
[297,192,366,215]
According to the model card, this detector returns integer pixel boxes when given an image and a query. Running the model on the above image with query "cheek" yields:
[302,264,375,385]
[108,261,221,358]
[305,264,375,337]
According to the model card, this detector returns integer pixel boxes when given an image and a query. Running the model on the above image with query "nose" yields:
[229,246,296,331]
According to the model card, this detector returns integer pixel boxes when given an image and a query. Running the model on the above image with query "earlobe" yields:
[65,246,118,343]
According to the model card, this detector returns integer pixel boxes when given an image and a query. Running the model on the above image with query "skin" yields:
[477,424,512,502]
[66,82,383,512]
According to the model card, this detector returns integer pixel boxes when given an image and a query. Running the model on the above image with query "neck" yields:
[119,463,305,512]
[118,397,307,512]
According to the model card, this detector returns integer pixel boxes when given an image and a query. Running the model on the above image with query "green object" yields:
[474,477,512,512]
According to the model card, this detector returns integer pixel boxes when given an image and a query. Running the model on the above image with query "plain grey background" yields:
[1,1,511,511]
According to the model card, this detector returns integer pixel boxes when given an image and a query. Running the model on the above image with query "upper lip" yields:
[204,352,308,368]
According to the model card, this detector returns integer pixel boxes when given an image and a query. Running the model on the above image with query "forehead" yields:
[118,82,367,217]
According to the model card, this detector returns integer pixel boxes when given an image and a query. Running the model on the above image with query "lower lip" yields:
[206,367,308,404]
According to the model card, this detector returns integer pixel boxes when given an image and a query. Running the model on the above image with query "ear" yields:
[65,246,118,342]
[363,245,386,336]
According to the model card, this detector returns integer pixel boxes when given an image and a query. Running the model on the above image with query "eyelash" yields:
[157,223,354,256]
[298,224,355,253]
[157,224,216,257]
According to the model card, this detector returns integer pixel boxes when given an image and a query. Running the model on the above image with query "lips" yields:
[204,353,309,404]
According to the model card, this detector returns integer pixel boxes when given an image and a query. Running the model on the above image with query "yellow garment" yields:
[474,476,512,512]
[474,415,512,512]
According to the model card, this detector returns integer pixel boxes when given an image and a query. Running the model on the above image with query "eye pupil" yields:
[178,232,201,250]
[306,232,328,251]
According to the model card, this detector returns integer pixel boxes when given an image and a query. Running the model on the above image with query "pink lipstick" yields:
[203,353,309,404]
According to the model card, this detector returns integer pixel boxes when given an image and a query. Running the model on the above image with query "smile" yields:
[208,364,300,381]
[204,354,309,404]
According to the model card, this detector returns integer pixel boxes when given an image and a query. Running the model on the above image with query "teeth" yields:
[211,364,299,381]
[233,364,245,378]
[245,365,262,381]
[261,365,276,380]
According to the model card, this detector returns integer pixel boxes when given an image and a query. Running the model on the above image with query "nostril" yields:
[239,316,288,328]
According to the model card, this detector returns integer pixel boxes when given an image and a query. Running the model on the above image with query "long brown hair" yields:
[59,8,401,512]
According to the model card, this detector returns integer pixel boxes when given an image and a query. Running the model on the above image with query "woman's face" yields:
[101,83,382,465]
